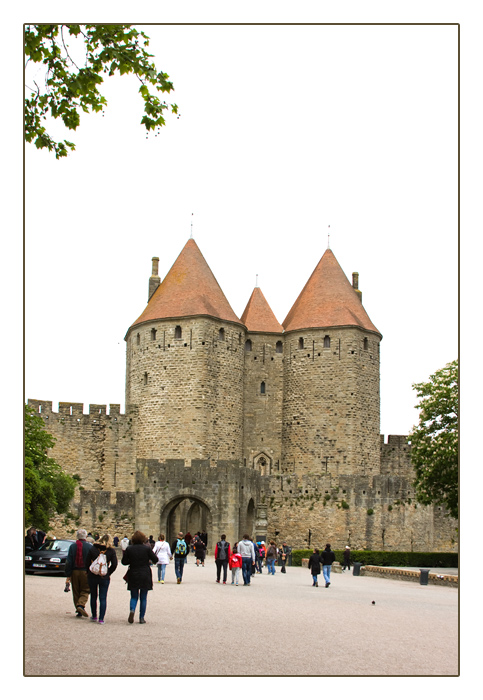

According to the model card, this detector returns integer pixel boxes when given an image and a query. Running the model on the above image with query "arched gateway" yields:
[134,458,263,553]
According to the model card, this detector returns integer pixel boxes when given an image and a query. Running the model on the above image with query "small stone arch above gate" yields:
[254,452,272,476]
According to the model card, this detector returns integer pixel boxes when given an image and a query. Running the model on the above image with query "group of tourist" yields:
[55,528,347,625]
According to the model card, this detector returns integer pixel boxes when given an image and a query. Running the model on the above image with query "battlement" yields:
[380,434,411,448]
[28,399,124,417]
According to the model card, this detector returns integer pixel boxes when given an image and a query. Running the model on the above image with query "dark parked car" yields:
[25,539,75,575]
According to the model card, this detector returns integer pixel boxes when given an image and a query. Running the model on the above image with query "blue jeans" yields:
[241,557,253,584]
[267,558,276,575]
[88,575,110,620]
[174,557,185,581]
[157,563,167,581]
[323,565,332,584]
[312,574,318,585]
[130,589,148,618]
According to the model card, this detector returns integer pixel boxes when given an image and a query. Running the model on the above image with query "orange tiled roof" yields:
[283,248,381,335]
[129,239,242,329]
[240,287,283,333]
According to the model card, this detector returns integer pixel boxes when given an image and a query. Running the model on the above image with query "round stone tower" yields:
[124,239,246,463]
[281,248,382,478]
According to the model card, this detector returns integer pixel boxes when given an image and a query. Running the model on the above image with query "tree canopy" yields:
[25,404,78,531]
[25,24,178,158]
[409,360,458,519]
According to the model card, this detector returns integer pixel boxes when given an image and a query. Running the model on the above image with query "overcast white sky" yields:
[24,22,458,438]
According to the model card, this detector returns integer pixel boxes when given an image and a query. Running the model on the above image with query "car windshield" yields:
[39,540,73,552]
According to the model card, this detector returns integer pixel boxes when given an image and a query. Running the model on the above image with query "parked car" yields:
[25,539,75,575]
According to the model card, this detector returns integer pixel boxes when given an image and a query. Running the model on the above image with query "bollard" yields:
[419,568,430,585]
[353,562,362,576]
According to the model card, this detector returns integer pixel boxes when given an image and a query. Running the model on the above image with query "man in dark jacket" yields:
[320,543,336,588]
[215,534,231,584]
[65,529,93,616]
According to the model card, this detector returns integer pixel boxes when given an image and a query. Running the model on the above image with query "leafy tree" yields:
[25,404,78,531]
[409,360,458,519]
[25,24,178,158]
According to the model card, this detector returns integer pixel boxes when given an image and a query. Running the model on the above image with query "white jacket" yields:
[153,540,172,564]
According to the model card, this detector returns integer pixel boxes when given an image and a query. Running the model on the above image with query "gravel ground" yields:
[23,555,459,678]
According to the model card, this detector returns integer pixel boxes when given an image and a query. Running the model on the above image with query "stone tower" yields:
[281,248,382,478]
[240,286,284,475]
[124,238,246,463]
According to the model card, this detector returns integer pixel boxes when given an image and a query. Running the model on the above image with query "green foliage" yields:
[409,360,458,519]
[25,24,178,158]
[290,549,458,568]
[367,508,374,515]
[25,404,77,531]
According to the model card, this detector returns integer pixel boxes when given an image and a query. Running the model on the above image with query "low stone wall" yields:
[359,565,458,587]
[300,561,458,587]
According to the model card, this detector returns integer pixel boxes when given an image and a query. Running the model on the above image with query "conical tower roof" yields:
[240,287,283,333]
[283,248,381,335]
[129,238,241,330]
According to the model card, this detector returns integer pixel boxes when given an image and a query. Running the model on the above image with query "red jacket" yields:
[229,553,242,569]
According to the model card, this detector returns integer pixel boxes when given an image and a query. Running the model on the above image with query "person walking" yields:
[265,541,277,575]
[194,536,206,568]
[237,534,256,586]
[343,545,351,571]
[85,534,118,623]
[229,546,243,585]
[120,535,130,551]
[153,534,172,583]
[280,542,291,573]
[171,532,189,582]
[320,543,336,587]
[64,529,93,617]
[215,534,231,584]
[308,548,321,587]
[122,530,158,623]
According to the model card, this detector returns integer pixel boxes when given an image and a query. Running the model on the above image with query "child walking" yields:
[229,547,243,586]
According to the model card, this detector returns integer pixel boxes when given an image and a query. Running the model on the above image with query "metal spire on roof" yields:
[327,224,331,250]
[190,213,194,239]
[256,274,259,288]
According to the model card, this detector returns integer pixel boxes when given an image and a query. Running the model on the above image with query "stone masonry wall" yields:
[242,332,284,475]
[27,399,137,538]
[125,318,245,462]
[281,328,381,477]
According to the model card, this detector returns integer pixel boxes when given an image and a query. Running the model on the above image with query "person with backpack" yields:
[214,534,231,584]
[171,532,188,583]
[85,534,118,623]
[237,534,256,586]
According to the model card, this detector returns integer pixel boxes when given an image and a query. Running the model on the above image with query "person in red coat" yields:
[228,547,243,586]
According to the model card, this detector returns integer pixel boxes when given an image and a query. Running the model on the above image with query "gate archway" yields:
[162,495,212,551]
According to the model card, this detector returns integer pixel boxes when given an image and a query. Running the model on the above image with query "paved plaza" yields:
[23,554,459,677]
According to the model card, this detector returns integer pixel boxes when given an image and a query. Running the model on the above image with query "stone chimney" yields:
[148,257,161,301]
[352,272,362,303]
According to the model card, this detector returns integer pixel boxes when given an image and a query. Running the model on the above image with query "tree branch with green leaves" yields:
[25,404,79,531]
[409,360,458,519]
[25,24,178,158]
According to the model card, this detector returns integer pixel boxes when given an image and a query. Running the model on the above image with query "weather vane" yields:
[190,213,194,239]
[327,225,331,250]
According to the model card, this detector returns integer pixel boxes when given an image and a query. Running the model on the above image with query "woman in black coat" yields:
[85,534,118,623]
[122,530,158,624]
[308,548,321,587]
